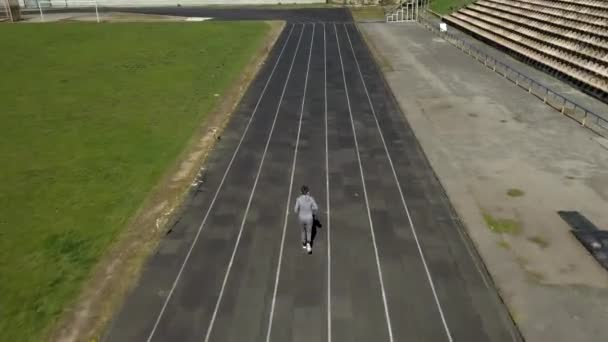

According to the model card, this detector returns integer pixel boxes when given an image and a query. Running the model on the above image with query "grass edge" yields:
[45,20,286,342]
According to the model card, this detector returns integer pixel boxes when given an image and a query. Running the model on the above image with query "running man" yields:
[294,185,318,254]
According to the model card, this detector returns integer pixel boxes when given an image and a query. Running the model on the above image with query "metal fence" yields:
[36,0,100,21]
[386,0,429,23]
[1,0,15,21]
[0,1,8,21]
[419,15,608,137]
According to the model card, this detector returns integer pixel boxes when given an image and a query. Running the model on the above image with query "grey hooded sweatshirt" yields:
[294,194,318,223]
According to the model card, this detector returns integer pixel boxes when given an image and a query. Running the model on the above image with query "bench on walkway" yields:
[559,210,608,272]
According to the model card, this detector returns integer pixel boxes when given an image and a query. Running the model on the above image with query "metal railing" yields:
[419,14,608,136]
[386,0,430,23]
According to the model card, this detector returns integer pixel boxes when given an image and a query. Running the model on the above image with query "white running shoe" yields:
[306,243,312,254]
[302,243,307,249]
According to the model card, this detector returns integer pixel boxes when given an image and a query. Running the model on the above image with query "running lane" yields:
[104,13,520,342]
[104,24,304,341]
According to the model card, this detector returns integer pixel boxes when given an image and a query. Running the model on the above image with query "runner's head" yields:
[301,185,309,195]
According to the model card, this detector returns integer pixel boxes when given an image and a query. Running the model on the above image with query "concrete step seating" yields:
[450,12,608,81]
[460,7,608,64]
[557,0,608,10]
[475,2,608,49]
[477,1,608,42]
[445,15,608,93]
[513,0,608,25]
[525,0,608,18]
[445,0,608,96]
[486,0,608,35]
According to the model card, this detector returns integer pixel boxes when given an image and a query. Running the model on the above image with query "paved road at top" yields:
[104,9,520,342]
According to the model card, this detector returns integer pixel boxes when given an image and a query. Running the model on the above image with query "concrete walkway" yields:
[360,22,608,342]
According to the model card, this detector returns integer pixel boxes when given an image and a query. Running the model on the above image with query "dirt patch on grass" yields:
[99,12,186,22]
[63,12,188,23]
[48,20,285,342]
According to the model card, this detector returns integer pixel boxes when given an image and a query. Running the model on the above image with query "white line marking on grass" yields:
[265,23,315,342]
[145,24,296,342]
[334,23,394,342]
[324,22,332,342]
[185,17,212,21]
[203,24,306,342]
[343,23,453,342]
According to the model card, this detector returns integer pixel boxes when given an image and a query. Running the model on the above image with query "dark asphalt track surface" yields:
[104,9,521,342]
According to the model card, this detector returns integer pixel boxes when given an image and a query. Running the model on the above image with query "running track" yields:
[105,14,521,342]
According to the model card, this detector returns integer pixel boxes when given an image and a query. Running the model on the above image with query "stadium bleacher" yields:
[444,0,608,98]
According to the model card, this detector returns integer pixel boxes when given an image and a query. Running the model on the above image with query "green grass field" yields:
[0,21,269,342]
[430,0,476,14]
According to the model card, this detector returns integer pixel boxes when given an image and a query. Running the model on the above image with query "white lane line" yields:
[145,24,296,342]
[203,24,306,342]
[343,24,453,342]
[265,23,315,342]
[324,22,332,342]
[352,22,519,341]
[334,23,394,342]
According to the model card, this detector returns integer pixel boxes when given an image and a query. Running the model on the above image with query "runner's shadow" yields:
[310,216,322,247]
